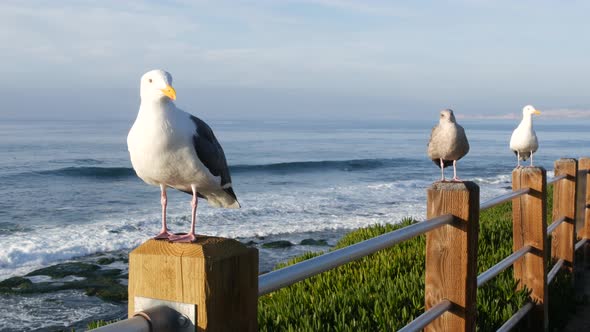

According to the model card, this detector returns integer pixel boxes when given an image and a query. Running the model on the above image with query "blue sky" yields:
[0,0,589,120]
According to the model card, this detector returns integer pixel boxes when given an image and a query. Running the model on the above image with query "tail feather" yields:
[177,186,240,208]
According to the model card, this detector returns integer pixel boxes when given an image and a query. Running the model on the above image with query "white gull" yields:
[127,69,239,243]
[510,105,541,167]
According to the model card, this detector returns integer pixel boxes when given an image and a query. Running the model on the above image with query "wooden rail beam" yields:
[551,159,578,275]
[512,166,547,331]
[425,181,479,332]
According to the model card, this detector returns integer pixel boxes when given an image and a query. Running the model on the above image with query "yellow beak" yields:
[161,85,176,100]
[534,109,541,115]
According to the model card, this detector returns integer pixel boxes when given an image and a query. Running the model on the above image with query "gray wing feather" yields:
[456,124,470,157]
[427,125,436,148]
[190,116,237,200]
[427,125,441,159]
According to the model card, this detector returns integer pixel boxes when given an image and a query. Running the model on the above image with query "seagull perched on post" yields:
[510,105,541,167]
[427,109,470,182]
[127,69,239,243]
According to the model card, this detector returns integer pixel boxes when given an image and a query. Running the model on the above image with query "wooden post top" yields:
[429,181,479,192]
[512,167,547,191]
[556,158,578,164]
[513,166,546,173]
[131,237,255,261]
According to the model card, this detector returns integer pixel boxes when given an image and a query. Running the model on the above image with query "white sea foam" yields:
[0,290,124,331]
[25,275,86,283]
[0,220,148,280]
[473,173,511,185]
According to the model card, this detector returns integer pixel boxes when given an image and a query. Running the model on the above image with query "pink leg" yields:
[439,158,446,182]
[517,151,521,168]
[530,151,534,167]
[452,160,461,182]
[154,184,172,240]
[169,184,198,243]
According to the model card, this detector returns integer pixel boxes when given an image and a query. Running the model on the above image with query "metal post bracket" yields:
[134,296,197,332]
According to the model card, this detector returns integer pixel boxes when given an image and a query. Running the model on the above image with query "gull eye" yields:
[148,78,153,83]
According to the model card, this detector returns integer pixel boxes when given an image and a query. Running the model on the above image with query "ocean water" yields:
[0,116,588,330]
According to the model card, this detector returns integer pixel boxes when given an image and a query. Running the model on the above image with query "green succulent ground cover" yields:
[257,185,578,331]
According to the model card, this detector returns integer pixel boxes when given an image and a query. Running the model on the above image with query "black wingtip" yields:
[224,186,239,202]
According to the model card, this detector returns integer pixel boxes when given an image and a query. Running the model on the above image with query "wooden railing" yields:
[96,157,590,332]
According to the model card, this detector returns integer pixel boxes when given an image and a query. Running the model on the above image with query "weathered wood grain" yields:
[552,159,578,274]
[128,237,258,332]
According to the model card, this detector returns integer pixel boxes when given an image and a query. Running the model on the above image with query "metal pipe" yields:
[496,302,534,332]
[397,300,452,332]
[93,305,189,332]
[547,216,566,235]
[548,174,567,185]
[92,316,150,332]
[480,188,530,211]
[547,259,565,284]
[258,214,454,296]
[575,238,588,252]
[477,245,532,288]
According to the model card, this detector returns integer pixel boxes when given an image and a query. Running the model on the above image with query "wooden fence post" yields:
[425,181,479,332]
[512,167,547,331]
[551,159,578,275]
[128,238,259,331]
[579,158,590,276]
[580,158,590,242]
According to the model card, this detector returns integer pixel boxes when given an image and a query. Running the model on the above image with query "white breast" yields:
[510,123,538,153]
[127,103,216,190]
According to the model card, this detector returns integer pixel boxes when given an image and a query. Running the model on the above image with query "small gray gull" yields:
[427,109,470,181]
[127,69,239,243]
[510,105,541,167]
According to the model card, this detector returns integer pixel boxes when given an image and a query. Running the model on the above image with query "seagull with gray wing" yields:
[427,109,470,182]
[510,105,541,167]
[127,69,239,243]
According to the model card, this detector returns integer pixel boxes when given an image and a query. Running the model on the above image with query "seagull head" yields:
[439,109,456,123]
[140,69,177,102]
[523,105,541,116]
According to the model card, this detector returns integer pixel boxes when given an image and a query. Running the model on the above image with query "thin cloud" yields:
[541,109,590,118]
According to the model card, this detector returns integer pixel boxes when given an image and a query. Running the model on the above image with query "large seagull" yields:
[427,109,470,182]
[127,69,239,243]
